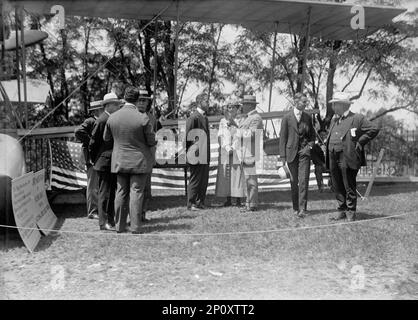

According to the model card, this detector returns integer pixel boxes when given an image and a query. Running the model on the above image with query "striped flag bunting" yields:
[50,139,88,190]
[49,136,328,191]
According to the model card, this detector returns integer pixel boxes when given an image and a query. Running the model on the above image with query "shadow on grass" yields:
[141,223,192,233]
[147,214,196,224]
[355,211,388,221]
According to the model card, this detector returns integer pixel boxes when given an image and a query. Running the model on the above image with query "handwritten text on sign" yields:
[11,172,41,252]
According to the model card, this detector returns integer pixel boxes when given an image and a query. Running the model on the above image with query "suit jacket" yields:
[104,104,157,174]
[186,110,210,165]
[236,110,263,166]
[325,111,379,170]
[279,110,315,163]
[74,116,96,166]
[89,111,113,172]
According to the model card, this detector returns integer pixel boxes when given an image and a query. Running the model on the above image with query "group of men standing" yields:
[75,87,157,234]
[279,91,379,221]
[212,91,379,221]
[76,86,379,232]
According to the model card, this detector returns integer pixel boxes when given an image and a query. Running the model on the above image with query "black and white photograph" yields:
[0,0,417,302]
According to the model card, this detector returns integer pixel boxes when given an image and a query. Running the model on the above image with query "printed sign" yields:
[33,169,58,235]
[11,172,41,252]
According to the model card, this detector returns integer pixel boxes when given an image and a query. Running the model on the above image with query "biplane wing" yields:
[4,0,406,40]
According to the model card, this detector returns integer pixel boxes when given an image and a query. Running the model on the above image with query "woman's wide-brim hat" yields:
[241,94,259,104]
[329,91,353,104]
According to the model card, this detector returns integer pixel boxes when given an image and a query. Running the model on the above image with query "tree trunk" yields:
[161,21,175,116]
[59,29,69,120]
[207,25,223,105]
[81,23,91,114]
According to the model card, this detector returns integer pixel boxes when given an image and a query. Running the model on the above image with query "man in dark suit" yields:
[136,89,156,222]
[74,104,103,220]
[279,93,315,217]
[326,92,379,221]
[104,87,157,234]
[186,94,210,211]
[89,93,123,231]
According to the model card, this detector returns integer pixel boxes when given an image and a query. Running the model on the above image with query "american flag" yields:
[50,134,328,191]
[50,139,88,190]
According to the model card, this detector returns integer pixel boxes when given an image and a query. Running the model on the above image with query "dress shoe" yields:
[116,226,131,233]
[346,211,356,222]
[141,211,150,222]
[88,213,99,220]
[298,210,308,218]
[100,223,115,231]
[223,201,232,207]
[232,200,242,207]
[330,211,346,221]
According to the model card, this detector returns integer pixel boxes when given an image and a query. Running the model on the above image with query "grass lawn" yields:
[1,183,417,299]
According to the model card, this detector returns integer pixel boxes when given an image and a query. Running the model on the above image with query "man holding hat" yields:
[104,87,157,234]
[89,92,124,231]
[326,91,379,221]
[74,102,104,220]
[237,94,263,212]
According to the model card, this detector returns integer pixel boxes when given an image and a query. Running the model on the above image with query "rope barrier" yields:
[0,210,415,238]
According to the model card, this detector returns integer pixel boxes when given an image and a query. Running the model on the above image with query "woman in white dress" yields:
[215,102,246,206]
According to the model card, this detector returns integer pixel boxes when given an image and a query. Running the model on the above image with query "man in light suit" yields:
[74,104,103,220]
[186,94,210,211]
[104,87,157,234]
[279,93,315,217]
[326,92,379,221]
[89,93,124,231]
[236,95,263,212]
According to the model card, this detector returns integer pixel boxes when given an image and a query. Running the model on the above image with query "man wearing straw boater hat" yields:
[237,94,263,212]
[89,92,124,231]
[326,91,379,222]
[74,100,104,220]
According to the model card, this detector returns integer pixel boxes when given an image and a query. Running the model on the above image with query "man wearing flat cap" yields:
[104,87,157,234]
[74,102,104,220]
[326,92,379,221]
[89,92,124,231]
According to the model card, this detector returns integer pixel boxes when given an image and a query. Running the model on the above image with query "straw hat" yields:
[329,91,353,104]
[241,95,259,104]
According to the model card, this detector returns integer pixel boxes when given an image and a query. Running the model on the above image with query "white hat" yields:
[241,95,259,104]
[102,92,123,105]
[277,162,292,180]
[329,92,353,104]
[88,100,104,111]
[89,92,123,109]
[138,89,152,99]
